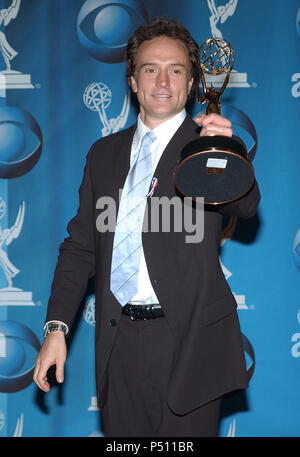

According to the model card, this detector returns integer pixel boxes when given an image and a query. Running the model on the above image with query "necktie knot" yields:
[142,130,156,147]
[135,131,156,166]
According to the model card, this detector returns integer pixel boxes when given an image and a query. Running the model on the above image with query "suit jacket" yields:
[46,114,260,414]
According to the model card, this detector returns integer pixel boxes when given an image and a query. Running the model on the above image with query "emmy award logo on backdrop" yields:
[0,409,23,436]
[83,82,130,137]
[83,294,96,326]
[0,198,35,306]
[219,216,247,310]
[0,0,33,92]
[206,0,249,88]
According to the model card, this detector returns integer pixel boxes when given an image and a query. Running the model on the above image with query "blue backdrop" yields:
[0,0,299,437]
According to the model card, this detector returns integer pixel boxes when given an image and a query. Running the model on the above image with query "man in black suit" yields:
[34,17,260,437]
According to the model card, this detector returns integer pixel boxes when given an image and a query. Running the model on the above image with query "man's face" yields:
[130,36,194,129]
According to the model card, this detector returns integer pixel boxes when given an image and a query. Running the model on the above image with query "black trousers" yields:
[101,314,221,437]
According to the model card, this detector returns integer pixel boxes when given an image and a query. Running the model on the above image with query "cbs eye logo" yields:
[0,321,40,393]
[241,333,255,381]
[77,0,148,63]
[297,8,300,41]
[293,229,300,271]
[0,105,42,179]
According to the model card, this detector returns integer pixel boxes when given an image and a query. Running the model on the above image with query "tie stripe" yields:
[135,150,152,166]
[120,173,153,201]
[112,220,143,250]
[111,245,142,275]
[116,195,147,227]
[112,269,139,295]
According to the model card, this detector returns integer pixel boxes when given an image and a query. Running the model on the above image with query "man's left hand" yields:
[194,113,233,138]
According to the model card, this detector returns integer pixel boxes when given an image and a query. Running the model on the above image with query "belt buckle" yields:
[127,304,136,321]
[147,305,155,319]
[131,305,145,321]
[126,303,162,321]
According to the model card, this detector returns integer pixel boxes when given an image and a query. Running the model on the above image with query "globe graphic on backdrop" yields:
[293,228,300,271]
[83,295,96,326]
[83,82,112,112]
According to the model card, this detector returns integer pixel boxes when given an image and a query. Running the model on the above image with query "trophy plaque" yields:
[174,38,255,205]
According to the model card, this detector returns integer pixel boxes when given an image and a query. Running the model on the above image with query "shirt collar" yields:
[133,109,187,151]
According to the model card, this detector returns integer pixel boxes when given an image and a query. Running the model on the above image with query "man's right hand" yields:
[33,331,67,392]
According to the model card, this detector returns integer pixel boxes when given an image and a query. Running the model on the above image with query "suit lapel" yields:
[110,124,136,208]
[153,115,201,186]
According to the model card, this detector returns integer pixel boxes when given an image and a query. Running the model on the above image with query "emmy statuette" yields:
[174,38,255,205]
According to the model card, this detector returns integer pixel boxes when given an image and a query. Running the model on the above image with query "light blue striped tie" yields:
[110,131,156,306]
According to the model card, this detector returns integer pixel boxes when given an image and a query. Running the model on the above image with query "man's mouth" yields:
[152,94,171,98]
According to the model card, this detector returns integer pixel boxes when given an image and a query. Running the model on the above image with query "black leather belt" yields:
[122,304,165,321]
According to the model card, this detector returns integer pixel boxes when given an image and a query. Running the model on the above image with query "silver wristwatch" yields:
[44,322,68,338]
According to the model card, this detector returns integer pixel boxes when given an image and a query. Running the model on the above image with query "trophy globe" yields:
[198,38,233,113]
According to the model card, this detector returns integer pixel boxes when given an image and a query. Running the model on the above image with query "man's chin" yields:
[141,107,181,128]
[150,108,178,121]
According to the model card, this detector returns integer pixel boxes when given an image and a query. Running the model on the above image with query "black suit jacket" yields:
[46,114,260,414]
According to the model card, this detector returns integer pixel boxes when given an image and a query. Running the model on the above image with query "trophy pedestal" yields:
[205,70,250,88]
[0,70,34,89]
[0,287,35,306]
[174,136,255,205]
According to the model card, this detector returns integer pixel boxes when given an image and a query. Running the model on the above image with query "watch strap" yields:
[44,322,68,338]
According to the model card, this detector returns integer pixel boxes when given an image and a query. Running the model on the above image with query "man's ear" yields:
[188,77,194,95]
[130,75,138,93]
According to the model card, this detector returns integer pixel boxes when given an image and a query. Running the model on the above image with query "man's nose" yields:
[156,69,169,87]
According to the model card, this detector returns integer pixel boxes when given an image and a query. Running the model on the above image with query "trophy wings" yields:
[4,201,25,246]
[4,0,21,26]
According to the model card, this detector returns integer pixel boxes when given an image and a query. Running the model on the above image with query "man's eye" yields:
[171,68,182,75]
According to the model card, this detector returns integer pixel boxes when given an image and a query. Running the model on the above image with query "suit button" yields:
[109,319,117,327]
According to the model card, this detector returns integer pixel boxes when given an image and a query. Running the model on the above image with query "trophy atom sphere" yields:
[199,37,234,76]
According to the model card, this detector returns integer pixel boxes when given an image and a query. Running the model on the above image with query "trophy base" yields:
[174,136,255,205]
[0,71,34,89]
[0,287,35,306]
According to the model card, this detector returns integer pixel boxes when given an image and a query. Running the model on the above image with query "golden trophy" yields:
[174,38,255,205]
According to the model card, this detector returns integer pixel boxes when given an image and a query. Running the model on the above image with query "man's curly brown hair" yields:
[125,17,199,91]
